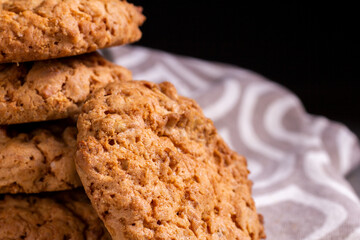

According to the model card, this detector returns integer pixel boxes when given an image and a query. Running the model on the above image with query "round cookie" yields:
[0,0,145,63]
[76,81,265,240]
[0,190,111,240]
[0,120,81,194]
[0,52,132,125]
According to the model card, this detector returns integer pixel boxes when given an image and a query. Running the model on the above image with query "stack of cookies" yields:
[0,1,265,239]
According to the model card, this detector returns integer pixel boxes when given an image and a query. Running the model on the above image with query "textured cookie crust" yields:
[0,52,131,124]
[0,120,81,194]
[0,0,145,63]
[76,81,265,240]
[0,190,111,240]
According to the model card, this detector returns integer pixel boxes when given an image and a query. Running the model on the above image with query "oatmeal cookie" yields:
[0,52,131,124]
[0,120,81,194]
[0,189,110,240]
[76,81,265,239]
[0,0,145,63]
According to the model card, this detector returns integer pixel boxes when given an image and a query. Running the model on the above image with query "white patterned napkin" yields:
[102,46,360,240]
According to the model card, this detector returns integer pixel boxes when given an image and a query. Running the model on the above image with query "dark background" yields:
[132,1,359,137]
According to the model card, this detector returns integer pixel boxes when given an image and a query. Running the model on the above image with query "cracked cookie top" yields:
[0,119,81,194]
[0,189,111,240]
[0,52,131,124]
[76,81,265,240]
[0,0,145,63]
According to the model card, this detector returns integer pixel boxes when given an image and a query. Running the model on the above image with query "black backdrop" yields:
[131,1,360,137]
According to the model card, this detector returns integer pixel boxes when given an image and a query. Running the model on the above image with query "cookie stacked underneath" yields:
[0,1,265,239]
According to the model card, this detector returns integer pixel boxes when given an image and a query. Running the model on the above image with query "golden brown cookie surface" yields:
[0,52,131,125]
[0,120,81,194]
[76,81,265,240]
[0,189,111,240]
[0,0,145,63]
